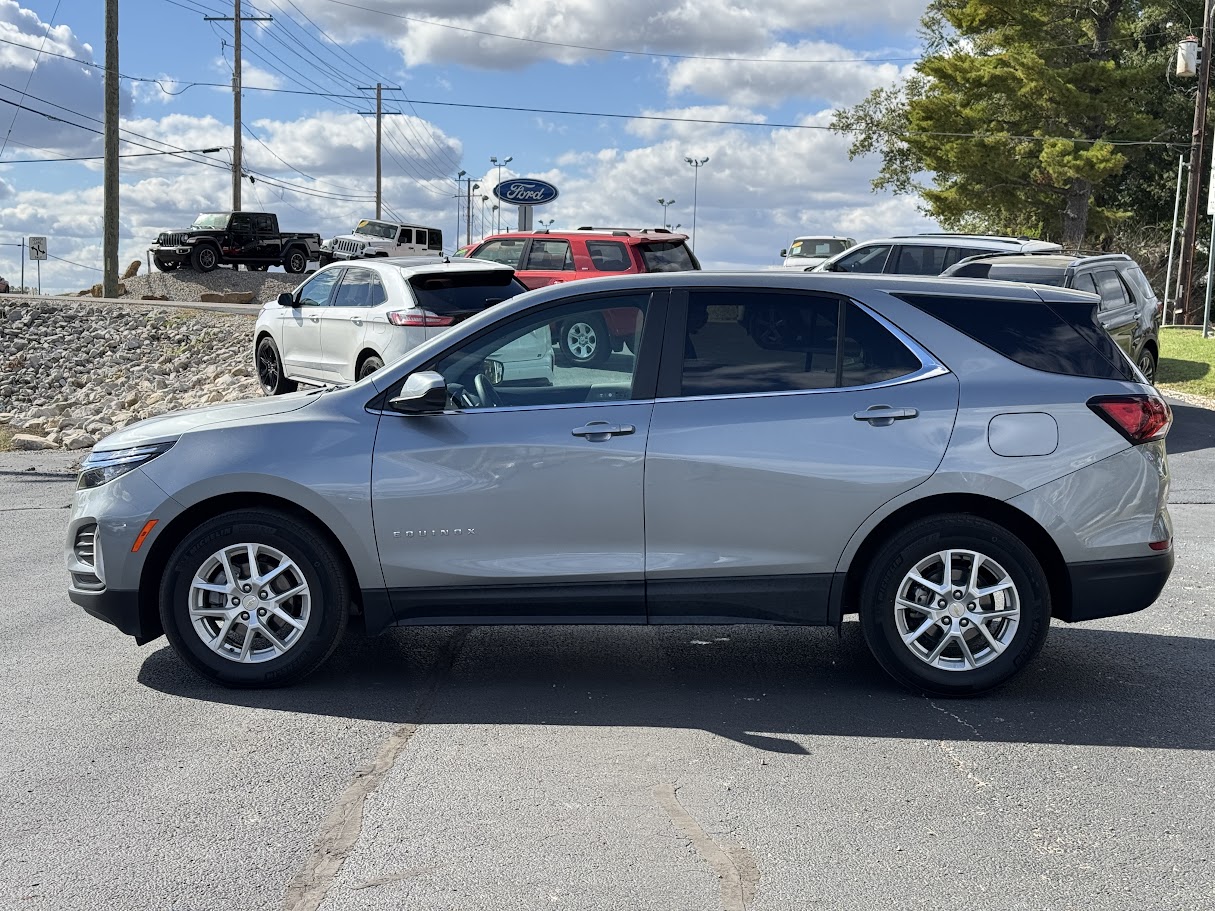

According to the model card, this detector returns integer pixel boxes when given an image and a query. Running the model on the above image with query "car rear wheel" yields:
[1137,348,1157,384]
[158,510,349,688]
[284,248,308,274]
[191,244,219,273]
[859,514,1050,696]
[357,355,384,381]
[256,336,297,395]
[558,315,611,367]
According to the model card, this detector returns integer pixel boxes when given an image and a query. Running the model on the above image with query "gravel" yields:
[121,266,306,304]
[0,298,260,451]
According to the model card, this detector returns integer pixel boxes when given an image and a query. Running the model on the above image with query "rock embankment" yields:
[121,268,302,304]
[1,299,260,451]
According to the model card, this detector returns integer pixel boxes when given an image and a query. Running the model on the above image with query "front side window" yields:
[296,269,341,307]
[679,290,922,397]
[524,239,574,271]
[430,294,651,409]
[230,215,253,234]
[831,244,891,273]
[398,228,413,244]
[333,269,386,308]
[472,239,525,268]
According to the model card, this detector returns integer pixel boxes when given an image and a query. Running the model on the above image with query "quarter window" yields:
[679,291,922,397]
[1093,270,1129,310]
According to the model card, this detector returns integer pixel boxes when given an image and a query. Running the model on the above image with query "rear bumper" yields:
[1059,551,1174,622]
[69,587,161,644]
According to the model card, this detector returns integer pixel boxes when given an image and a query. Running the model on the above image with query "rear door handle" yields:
[349,317,363,325]
[572,421,636,441]
[853,405,918,426]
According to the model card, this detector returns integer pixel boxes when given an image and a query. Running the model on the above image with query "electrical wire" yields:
[47,251,102,272]
[0,0,64,159]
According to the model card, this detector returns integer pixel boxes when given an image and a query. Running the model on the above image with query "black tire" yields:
[318,252,333,267]
[159,509,349,688]
[283,247,309,274]
[357,355,384,381]
[1137,347,1158,384]
[256,336,297,395]
[558,314,611,367]
[859,514,1050,696]
[152,255,178,272]
[191,244,219,273]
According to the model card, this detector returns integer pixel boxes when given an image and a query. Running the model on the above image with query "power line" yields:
[2,146,221,163]
[0,0,64,159]
[47,251,102,272]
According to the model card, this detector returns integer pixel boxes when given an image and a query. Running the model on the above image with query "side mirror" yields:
[277,292,295,307]
[482,358,504,385]
[389,371,448,414]
[780,249,787,257]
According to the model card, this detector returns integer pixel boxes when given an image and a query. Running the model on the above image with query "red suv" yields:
[469,227,700,365]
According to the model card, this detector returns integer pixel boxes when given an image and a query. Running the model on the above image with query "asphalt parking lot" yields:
[2,404,1213,911]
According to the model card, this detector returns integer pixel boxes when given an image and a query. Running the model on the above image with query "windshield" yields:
[190,213,229,230]
[789,238,850,258]
[354,220,397,239]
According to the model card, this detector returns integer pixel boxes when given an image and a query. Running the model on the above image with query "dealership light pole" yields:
[490,155,512,232]
[684,156,708,249]
[657,197,675,229]
[454,170,466,252]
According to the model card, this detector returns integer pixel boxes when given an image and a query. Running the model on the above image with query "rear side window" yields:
[898,293,1136,381]
[640,242,697,273]
[680,290,922,396]
[894,245,952,275]
[407,271,528,317]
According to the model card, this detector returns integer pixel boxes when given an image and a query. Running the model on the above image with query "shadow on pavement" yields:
[137,621,1214,754]
[1164,401,1215,455]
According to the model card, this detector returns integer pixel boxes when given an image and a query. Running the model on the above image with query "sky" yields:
[0,0,936,293]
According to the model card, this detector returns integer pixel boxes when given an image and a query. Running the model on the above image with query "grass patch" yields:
[0,427,12,453]
[1157,328,1215,397]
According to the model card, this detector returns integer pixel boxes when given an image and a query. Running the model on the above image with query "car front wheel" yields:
[256,336,298,395]
[859,514,1050,696]
[158,510,349,687]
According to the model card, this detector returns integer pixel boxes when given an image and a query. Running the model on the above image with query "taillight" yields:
[387,309,454,327]
[1087,394,1171,444]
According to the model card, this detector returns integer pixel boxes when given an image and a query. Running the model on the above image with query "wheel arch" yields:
[355,347,383,376]
[137,493,368,642]
[839,493,1071,621]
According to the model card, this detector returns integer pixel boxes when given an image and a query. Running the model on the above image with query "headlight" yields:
[78,442,175,489]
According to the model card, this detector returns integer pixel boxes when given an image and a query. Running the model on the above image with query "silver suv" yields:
[66,272,1173,695]
[816,234,1063,275]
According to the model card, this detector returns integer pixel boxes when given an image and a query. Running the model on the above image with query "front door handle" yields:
[853,405,919,426]
[572,421,636,441]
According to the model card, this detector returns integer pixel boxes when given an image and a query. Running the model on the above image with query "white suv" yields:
[815,234,1062,275]
[254,258,550,393]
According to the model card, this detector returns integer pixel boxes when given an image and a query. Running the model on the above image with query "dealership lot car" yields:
[68,272,1172,695]
[253,257,544,392]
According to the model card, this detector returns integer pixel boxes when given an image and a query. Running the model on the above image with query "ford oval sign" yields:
[494,178,559,206]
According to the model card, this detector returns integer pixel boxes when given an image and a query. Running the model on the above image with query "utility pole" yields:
[1177,1,1215,322]
[204,2,271,212]
[358,85,401,219]
[103,0,119,297]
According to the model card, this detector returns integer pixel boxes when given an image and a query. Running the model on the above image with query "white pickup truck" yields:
[320,219,445,264]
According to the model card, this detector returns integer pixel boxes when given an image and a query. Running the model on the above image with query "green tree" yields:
[832,1,1196,246]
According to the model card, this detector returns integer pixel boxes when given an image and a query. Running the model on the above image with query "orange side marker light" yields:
[132,520,158,553]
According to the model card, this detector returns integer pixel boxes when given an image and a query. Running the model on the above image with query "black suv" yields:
[940,252,1162,382]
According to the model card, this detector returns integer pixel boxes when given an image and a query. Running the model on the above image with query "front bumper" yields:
[1059,551,1175,622]
[151,246,191,264]
[68,587,160,644]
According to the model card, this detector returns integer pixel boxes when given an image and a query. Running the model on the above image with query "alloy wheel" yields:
[187,542,311,663]
[565,321,599,361]
[892,548,1021,672]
